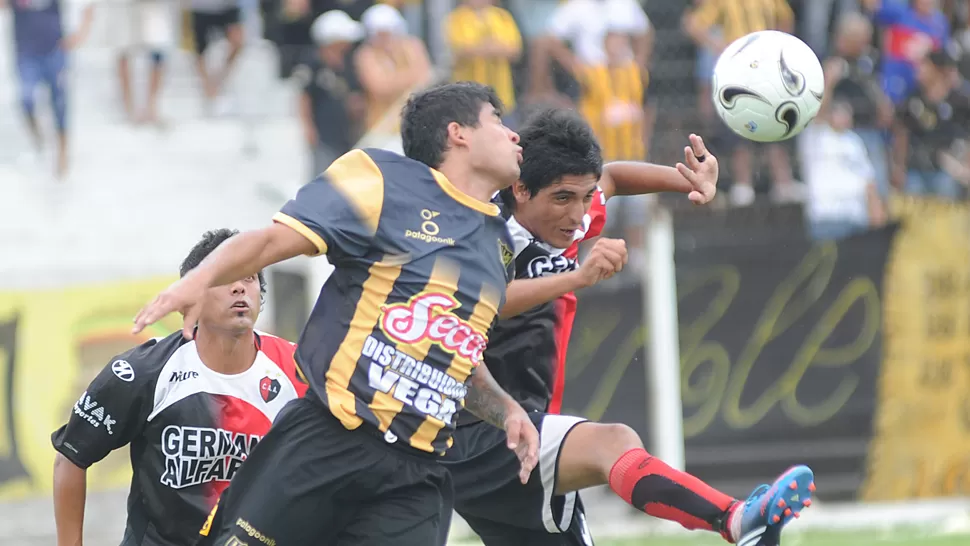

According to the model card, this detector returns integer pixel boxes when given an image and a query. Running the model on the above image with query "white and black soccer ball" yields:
[712,30,824,143]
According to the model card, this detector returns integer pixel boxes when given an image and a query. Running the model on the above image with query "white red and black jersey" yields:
[470,187,608,419]
[51,331,307,546]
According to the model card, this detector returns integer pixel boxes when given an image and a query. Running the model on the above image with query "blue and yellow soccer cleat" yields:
[736,465,815,546]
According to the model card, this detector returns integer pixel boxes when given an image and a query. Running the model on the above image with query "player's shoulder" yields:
[255,331,297,368]
[106,331,189,384]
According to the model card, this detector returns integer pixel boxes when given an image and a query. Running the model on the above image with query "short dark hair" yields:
[400,81,504,169]
[179,229,266,295]
[500,108,603,209]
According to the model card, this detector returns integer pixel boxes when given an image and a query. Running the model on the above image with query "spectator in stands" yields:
[823,12,895,197]
[893,48,970,198]
[685,0,800,207]
[801,0,860,57]
[273,0,373,79]
[532,0,651,107]
[685,0,722,132]
[300,10,367,177]
[575,13,652,271]
[445,0,522,118]
[4,0,94,178]
[798,100,887,241]
[862,0,951,104]
[188,0,245,116]
[355,3,432,131]
[104,0,178,125]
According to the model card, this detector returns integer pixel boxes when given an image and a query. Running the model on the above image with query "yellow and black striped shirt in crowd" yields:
[577,61,646,162]
[691,0,794,43]
[274,149,515,455]
[445,5,522,110]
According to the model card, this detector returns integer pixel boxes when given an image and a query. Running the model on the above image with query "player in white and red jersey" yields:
[442,109,816,546]
[51,229,307,546]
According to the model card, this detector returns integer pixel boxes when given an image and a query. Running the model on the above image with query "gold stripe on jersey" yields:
[323,149,385,234]
[430,169,501,216]
[326,262,403,429]
[274,212,329,255]
[410,281,503,452]
[369,257,462,433]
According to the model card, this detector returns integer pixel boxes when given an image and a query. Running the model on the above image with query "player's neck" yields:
[436,160,501,205]
[195,327,258,375]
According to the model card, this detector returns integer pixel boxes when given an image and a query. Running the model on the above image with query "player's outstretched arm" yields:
[501,238,628,318]
[133,224,315,337]
[465,363,540,484]
[599,134,718,205]
[53,454,86,546]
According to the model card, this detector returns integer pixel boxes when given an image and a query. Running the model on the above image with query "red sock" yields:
[608,448,739,541]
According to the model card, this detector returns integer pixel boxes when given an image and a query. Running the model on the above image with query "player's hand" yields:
[676,134,718,205]
[132,274,208,339]
[504,405,539,485]
[578,238,628,287]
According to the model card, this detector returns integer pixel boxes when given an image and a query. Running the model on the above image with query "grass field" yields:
[593,531,970,546]
[452,529,970,546]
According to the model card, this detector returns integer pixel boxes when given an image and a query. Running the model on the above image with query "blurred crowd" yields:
[5,0,970,244]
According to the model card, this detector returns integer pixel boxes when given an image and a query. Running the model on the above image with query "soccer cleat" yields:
[735,465,815,546]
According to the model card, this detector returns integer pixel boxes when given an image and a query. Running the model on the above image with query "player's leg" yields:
[554,420,815,545]
[332,456,450,546]
[15,52,43,150]
[45,48,69,177]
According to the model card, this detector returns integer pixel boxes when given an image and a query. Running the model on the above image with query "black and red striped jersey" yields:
[470,186,608,418]
[51,331,307,546]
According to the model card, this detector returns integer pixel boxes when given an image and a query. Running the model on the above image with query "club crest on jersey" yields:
[379,292,488,367]
[259,376,281,403]
[498,239,513,268]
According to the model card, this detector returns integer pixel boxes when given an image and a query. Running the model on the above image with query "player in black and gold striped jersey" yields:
[133,82,540,546]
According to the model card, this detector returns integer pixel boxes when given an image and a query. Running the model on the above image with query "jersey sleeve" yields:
[582,186,609,242]
[50,340,163,469]
[273,149,386,259]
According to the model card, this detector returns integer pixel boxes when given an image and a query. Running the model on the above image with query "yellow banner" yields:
[862,197,970,500]
[0,277,180,499]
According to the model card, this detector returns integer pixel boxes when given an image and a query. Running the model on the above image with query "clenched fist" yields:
[577,238,628,288]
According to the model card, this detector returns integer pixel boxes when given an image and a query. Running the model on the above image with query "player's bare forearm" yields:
[53,454,87,546]
[501,272,588,318]
[464,363,519,429]
[190,224,315,289]
[600,161,694,200]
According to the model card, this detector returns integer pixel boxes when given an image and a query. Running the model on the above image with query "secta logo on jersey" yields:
[379,292,488,367]
[259,376,281,403]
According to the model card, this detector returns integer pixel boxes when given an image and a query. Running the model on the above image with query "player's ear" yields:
[446,121,468,150]
[512,181,531,204]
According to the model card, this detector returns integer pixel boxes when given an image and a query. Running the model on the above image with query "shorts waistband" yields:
[308,389,441,464]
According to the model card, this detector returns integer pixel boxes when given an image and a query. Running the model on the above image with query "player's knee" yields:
[150,51,165,66]
[597,422,643,454]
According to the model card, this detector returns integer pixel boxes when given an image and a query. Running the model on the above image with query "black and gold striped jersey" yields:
[274,148,515,455]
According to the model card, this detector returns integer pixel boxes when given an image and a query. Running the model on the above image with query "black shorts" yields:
[191,8,242,54]
[197,395,450,546]
[440,412,594,546]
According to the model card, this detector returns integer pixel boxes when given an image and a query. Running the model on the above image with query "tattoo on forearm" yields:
[464,365,510,429]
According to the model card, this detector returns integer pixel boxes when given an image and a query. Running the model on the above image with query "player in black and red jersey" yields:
[441,109,816,546]
[51,229,307,546]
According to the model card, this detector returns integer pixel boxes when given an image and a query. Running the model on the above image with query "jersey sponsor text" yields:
[380,292,488,367]
[160,425,262,489]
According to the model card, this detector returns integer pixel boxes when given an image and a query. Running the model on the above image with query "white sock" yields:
[729,503,743,543]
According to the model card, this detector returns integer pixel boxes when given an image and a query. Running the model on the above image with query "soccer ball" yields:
[712,30,824,142]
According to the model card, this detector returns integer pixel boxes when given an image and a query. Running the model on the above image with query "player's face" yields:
[513,174,599,249]
[200,275,261,333]
[467,103,522,187]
